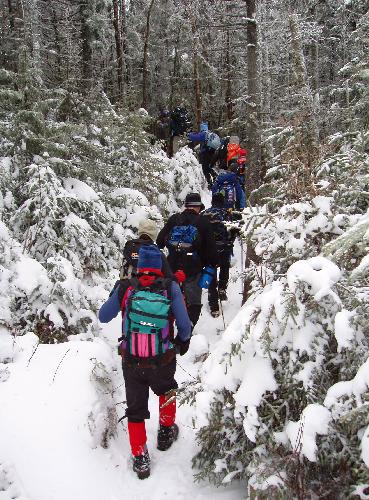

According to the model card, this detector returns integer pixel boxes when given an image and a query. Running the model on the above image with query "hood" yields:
[200,122,209,132]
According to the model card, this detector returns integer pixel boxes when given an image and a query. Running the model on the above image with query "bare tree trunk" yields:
[113,0,123,101]
[289,13,319,164]
[170,31,181,110]
[245,0,261,200]
[192,23,202,127]
[225,28,233,121]
[120,0,129,85]
[141,0,155,109]
[80,1,93,92]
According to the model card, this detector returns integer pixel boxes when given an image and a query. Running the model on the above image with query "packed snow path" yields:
[98,239,246,500]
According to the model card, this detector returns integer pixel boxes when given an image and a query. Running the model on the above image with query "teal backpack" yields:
[122,278,173,359]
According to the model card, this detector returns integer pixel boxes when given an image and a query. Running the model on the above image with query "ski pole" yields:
[219,295,226,331]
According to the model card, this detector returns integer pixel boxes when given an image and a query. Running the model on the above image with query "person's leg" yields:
[123,364,150,454]
[149,359,179,450]
[218,253,231,301]
[182,274,202,327]
[218,253,231,291]
[208,268,219,314]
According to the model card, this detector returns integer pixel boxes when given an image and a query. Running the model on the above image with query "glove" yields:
[174,336,191,356]
[174,270,186,284]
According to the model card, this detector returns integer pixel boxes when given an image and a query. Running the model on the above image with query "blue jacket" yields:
[99,280,192,342]
[212,171,246,209]
[187,130,209,154]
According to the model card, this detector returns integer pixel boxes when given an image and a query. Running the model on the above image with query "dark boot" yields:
[157,423,179,451]
[132,449,150,479]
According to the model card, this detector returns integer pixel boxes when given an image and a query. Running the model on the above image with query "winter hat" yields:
[200,122,209,132]
[212,192,225,207]
[185,192,202,207]
[229,135,240,145]
[137,245,162,271]
[138,218,158,241]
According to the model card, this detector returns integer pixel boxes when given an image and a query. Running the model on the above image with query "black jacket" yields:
[156,209,218,276]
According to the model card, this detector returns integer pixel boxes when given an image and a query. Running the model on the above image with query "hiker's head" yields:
[229,135,240,145]
[137,245,162,273]
[212,192,225,208]
[138,219,158,241]
[200,122,209,132]
[228,160,239,174]
[185,192,202,213]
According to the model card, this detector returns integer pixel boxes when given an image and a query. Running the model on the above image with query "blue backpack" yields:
[213,180,236,209]
[205,131,221,150]
[167,224,199,253]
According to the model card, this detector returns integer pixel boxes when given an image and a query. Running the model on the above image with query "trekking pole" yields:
[239,236,245,294]
[218,295,226,331]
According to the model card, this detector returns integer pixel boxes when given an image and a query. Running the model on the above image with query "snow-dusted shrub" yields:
[191,132,369,497]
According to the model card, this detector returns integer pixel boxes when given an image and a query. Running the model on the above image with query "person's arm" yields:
[98,286,121,323]
[170,282,192,341]
[156,224,169,249]
[161,252,174,279]
[236,182,246,209]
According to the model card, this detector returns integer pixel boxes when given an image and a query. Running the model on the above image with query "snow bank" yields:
[0,334,118,500]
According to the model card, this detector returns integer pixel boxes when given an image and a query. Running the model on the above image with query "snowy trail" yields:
[0,210,246,499]
[98,238,246,500]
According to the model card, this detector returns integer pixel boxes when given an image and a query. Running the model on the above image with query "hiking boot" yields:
[132,450,150,480]
[157,423,179,451]
[218,289,228,301]
[210,310,220,318]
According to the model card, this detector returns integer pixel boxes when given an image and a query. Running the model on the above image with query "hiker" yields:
[99,245,192,480]
[187,122,221,189]
[201,193,241,316]
[156,192,218,328]
[169,106,192,158]
[120,218,174,280]
[212,162,246,210]
[209,135,230,172]
[153,108,171,153]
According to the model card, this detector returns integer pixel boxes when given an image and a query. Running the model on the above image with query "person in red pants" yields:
[99,245,191,479]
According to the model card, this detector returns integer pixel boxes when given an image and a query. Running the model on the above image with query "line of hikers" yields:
[99,191,243,479]
[152,106,248,199]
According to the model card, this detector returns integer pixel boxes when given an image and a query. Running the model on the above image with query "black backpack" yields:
[201,208,231,254]
[120,239,144,279]
[170,107,192,135]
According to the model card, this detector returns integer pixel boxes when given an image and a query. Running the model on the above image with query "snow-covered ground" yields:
[0,215,246,500]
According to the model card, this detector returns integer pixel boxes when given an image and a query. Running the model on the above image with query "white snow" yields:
[63,177,99,202]
[334,309,356,351]
[287,256,341,300]
[286,404,331,461]
[13,256,51,296]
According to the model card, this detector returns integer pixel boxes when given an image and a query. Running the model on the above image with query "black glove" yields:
[174,336,191,356]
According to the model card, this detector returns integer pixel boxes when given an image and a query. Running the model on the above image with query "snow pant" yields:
[208,252,231,312]
[123,357,177,456]
[181,273,202,327]
[199,150,217,186]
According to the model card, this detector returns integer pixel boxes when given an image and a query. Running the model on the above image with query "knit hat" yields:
[137,245,162,271]
[229,135,240,145]
[212,192,225,207]
[138,219,158,241]
[185,192,202,207]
